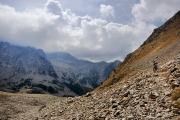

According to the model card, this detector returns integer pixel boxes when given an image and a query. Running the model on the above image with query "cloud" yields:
[0,0,179,61]
[57,0,138,23]
[100,4,114,18]
[132,0,180,23]
[45,0,63,15]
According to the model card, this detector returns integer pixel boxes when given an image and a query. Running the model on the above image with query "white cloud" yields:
[0,0,179,61]
[100,4,114,18]
[132,0,180,23]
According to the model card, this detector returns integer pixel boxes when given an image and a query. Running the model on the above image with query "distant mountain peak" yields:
[0,42,77,96]
[47,52,78,63]
[47,51,120,95]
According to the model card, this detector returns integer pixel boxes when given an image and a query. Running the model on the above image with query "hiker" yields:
[153,59,158,72]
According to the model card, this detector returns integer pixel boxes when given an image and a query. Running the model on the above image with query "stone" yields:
[88,115,94,120]
[156,113,162,117]
[123,91,130,97]
[110,98,116,104]
[171,81,180,88]
[67,99,74,104]
[114,110,121,117]
[35,117,38,120]
[127,115,134,120]
[164,91,171,96]
[84,92,92,97]
[38,105,46,111]
[149,92,159,100]
[174,71,180,78]
[111,104,118,109]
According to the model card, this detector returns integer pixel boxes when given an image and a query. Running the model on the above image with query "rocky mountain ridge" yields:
[0,41,119,96]
[48,52,120,95]
[0,41,75,96]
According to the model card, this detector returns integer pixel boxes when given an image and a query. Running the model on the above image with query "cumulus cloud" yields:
[0,0,179,61]
[100,4,114,18]
[132,0,180,23]
[45,0,63,15]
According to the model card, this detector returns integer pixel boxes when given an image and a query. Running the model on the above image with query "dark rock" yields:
[149,92,159,100]
[123,91,130,97]
[84,92,92,97]
[111,104,118,109]
[114,110,121,117]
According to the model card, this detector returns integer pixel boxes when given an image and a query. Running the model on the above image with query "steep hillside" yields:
[99,11,180,90]
[48,52,120,95]
[0,42,75,96]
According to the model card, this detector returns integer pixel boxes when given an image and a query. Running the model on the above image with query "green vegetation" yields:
[32,84,47,91]
[47,86,58,94]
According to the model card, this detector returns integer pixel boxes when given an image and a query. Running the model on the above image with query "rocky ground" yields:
[37,53,180,120]
[0,52,179,120]
[0,92,60,120]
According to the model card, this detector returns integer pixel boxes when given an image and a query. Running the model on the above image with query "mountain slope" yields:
[47,52,120,95]
[0,42,75,96]
[99,11,180,90]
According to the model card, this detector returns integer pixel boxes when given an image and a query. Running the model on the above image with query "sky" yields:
[0,0,179,61]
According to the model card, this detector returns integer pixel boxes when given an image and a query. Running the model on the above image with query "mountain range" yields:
[0,42,120,96]
[47,52,120,95]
